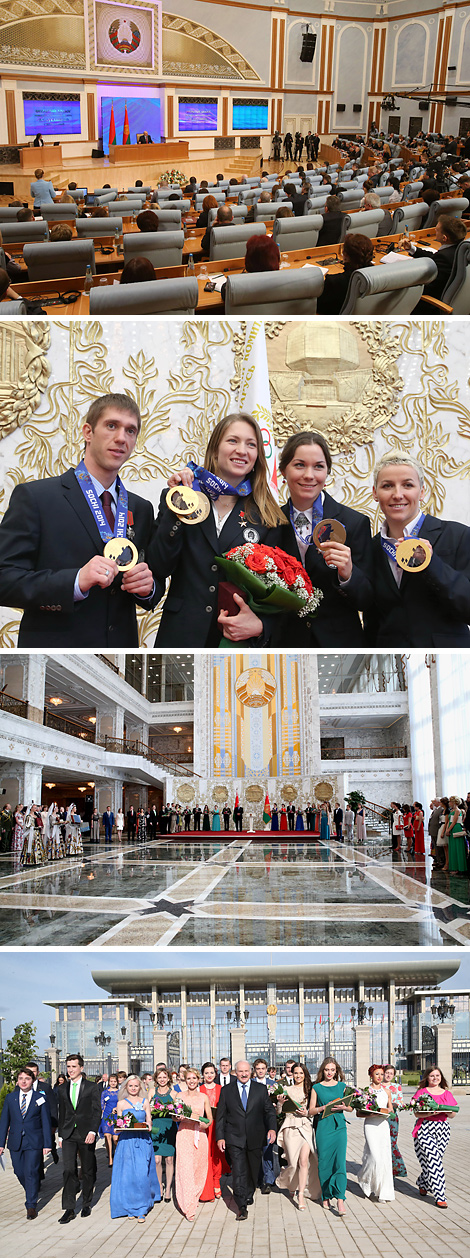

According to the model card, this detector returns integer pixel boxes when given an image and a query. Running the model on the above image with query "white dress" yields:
[358,1088,394,1202]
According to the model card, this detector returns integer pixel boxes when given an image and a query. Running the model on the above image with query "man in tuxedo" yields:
[222,804,231,831]
[102,805,114,843]
[287,804,296,831]
[217,1057,234,1086]
[233,803,244,832]
[127,805,137,841]
[216,1060,276,1219]
[192,805,202,832]
[0,393,162,647]
[0,1067,52,1219]
[57,1053,101,1223]
[334,803,343,841]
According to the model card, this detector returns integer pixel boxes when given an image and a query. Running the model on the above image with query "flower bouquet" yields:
[215,543,323,624]
[160,169,187,187]
[346,1087,385,1117]
[270,1084,308,1116]
[108,1108,148,1131]
[408,1094,459,1117]
[150,1098,209,1124]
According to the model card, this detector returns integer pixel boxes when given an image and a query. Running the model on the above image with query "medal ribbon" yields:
[74,460,128,544]
[380,512,425,564]
[187,461,252,501]
[289,496,323,548]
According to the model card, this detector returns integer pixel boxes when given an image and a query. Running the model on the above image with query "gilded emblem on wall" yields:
[235,668,276,708]
[281,784,297,802]
[0,322,50,440]
[314,780,334,802]
[177,784,194,803]
[245,783,264,803]
[213,785,229,803]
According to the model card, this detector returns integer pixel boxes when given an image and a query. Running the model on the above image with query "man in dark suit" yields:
[0,1067,52,1218]
[408,214,466,301]
[0,393,162,647]
[334,804,343,840]
[217,1057,234,1086]
[57,1053,101,1223]
[233,803,244,832]
[26,1061,59,1165]
[102,805,114,843]
[222,804,231,831]
[127,805,137,841]
[138,130,153,143]
[200,203,233,257]
[287,803,296,831]
[216,1060,276,1219]
[316,195,344,246]
[192,804,202,831]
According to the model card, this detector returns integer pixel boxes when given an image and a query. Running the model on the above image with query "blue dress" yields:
[212,808,221,831]
[271,809,279,832]
[295,811,304,831]
[100,1087,118,1135]
[110,1103,160,1218]
[320,810,330,841]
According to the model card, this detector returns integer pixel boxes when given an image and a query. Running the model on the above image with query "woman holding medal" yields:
[150,414,283,647]
[266,432,373,647]
[367,451,470,646]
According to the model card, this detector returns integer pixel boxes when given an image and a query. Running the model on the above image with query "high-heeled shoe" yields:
[337,1200,346,1215]
[322,1199,330,1209]
[297,1197,306,1211]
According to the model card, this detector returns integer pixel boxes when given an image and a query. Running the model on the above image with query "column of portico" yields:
[428,657,443,796]
[299,655,321,775]
[95,702,125,815]
[24,654,47,723]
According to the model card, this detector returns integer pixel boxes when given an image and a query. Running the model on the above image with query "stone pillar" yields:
[428,657,442,796]
[210,982,217,1064]
[299,655,321,775]
[388,980,396,1064]
[21,761,43,806]
[267,982,276,1067]
[435,1024,453,1085]
[118,1036,132,1075]
[355,1025,372,1087]
[24,654,46,724]
[299,980,305,1061]
[328,980,335,1055]
[193,656,211,778]
[181,985,188,1062]
[50,1047,61,1084]
[230,1027,246,1064]
[152,1028,169,1069]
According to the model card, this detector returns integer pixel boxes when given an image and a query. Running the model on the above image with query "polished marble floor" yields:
[1,833,469,948]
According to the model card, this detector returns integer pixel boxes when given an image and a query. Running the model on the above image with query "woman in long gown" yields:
[175,1067,212,1221]
[48,803,65,861]
[110,1075,160,1220]
[413,802,425,856]
[202,806,211,832]
[309,1056,352,1214]
[271,805,279,832]
[412,1065,457,1207]
[357,1065,394,1202]
[320,804,330,842]
[20,805,47,866]
[382,1065,406,1177]
[12,805,25,860]
[280,806,288,832]
[199,1061,229,1201]
[446,796,467,874]
[355,806,367,844]
[276,1062,320,1209]
[99,1073,119,1166]
[65,804,83,857]
[403,804,414,854]
[295,809,304,832]
[148,1066,178,1202]
[212,806,221,832]
[137,808,147,842]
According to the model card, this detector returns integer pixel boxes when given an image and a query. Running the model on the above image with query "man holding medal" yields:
[0,394,161,647]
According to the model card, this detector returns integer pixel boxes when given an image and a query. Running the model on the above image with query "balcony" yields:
[0,691,27,719]
[321,743,408,761]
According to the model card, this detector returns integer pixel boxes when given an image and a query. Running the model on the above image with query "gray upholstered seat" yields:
[0,220,49,242]
[339,256,438,314]
[439,239,470,314]
[0,207,26,221]
[123,229,184,269]
[210,222,266,262]
[423,196,469,229]
[127,186,152,195]
[157,186,183,199]
[152,209,183,229]
[68,188,87,202]
[194,191,226,211]
[391,202,428,234]
[401,181,423,200]
[93,188,118,196]
[23,239,96,282]
[340,208,385,240]
[109,201,145,218]
[208,205,248,227]
[272,214,323,251]
[95,192,119,205]
[40,203,78,222]
[224,267,324,315]
[89,277,198,315]
[253,202,276,222]
[305,195,328,215]
[76,217,123,237]
[1,299,27,313]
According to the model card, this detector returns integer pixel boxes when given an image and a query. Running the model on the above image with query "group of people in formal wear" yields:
[0,397,468,650]
[391,794,470,875]
[0,1052,457,1225]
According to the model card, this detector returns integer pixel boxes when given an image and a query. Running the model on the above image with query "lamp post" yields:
[94,1030,111,1074]
[430,998,455,1023]
[350,1002,374,1026]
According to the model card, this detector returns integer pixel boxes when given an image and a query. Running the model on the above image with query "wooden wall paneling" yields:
[87,93,96,143]
[222,96,229,135]
[167,95,174,138]
[277,18,285,91]
[5,90,17,145]
[271,17,278,90]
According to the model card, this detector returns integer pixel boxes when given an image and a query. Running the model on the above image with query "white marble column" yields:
[21,761,43,805]
[299,655,321,775]
[388,980,396,1064]
[181,985,188,1061]
[355,1025,372,1087]
[230,1027,247,1064]
[210,982,217,1064]
[435,1024,453,1086]
[118,1036,132,1075]
[193,656,212,778]
[152,1028,169,1068]
[24,655,46,724]
[428,657,443,796]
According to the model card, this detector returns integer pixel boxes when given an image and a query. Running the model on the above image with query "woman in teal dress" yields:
[320,804,330,842]
[212,805,221,831]
[148,1066,178,1202]
[110,1075,160,1221]
[309,1056,352,1215]
[446,796,467,873]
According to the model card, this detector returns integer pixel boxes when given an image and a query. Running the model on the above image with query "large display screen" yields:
[233,101,268,131]
[178,98,217,132]
[23,98,81,136]
[101,97,161,154]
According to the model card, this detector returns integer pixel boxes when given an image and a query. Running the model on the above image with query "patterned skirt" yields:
[389,1112,407,1177]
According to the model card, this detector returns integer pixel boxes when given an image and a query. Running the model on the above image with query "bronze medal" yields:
[312,519,347,547]
[396,537,432,572]
[103,537,138,570]
[166,485,210,525]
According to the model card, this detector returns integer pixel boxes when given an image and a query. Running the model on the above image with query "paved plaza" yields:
[1,835,469,947]
[1,1096,469,1258]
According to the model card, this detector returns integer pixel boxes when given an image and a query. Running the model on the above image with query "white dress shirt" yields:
[74,472,118,602]
[380,510,424,586]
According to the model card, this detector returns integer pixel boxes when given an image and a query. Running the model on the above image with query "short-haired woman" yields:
[317,232,374,315]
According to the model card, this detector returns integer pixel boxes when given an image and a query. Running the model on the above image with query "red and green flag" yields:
[123,102,131,145]
[263,793,271,825]
[108,101,116,147]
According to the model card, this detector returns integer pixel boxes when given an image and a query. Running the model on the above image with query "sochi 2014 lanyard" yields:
[380,511,425,563]
[289,495,323,548]
[187,460,252,501]
[74,460,128,543]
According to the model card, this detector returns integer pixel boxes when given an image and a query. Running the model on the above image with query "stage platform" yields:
[0,148,262,202]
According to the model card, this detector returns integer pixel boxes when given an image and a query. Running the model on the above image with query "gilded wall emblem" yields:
[245,783,264,803]
[235,667,276,708]
[0,322,50,441]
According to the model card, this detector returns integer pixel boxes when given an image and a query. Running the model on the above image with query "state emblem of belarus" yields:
[109,18,141,54]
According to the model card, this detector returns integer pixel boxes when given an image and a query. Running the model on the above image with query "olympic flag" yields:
[237,320,278,501]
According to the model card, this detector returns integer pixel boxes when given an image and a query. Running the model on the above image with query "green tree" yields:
[3,1021,39,1084]
[345,790,366,817]
[0,1079,11,1114]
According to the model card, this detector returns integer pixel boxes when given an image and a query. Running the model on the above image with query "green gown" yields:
[314,1081,348,1201]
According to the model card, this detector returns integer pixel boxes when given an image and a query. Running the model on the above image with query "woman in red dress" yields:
[199,1061,229,1200]
[403,804,414,854]
[280,806,288,832]
[413,802,425,856]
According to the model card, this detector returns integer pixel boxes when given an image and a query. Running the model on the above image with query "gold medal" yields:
[396,537,432,572]
[312,519,347,546]
[166,485,210,525]
[103,537,139,570]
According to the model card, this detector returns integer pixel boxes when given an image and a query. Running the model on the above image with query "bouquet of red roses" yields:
[215,543,323,619]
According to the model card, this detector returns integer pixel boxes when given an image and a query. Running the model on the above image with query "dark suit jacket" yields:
[0,1087,52,1152]
[138,134,152,144]
[0,468,162,647]
[34,1077,58,1124]
[316,268,351,315]
[316,211,344,247]
[266,494,373,646]
[215,1079,276,1151]
[365,514,470,646]
[413,243,458,299]
[57,1077,101,1142]
[149,489,271,646]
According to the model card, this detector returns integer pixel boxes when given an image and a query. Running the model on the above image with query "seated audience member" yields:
[58,191,75,204]
[245,234,280,273]
[388,178,402,204]
[17,208,34,223]
[284,181,309,217]
[317,195,344,247]
[196,195,218,228]
[199,180,209,193]
[275,206,294,221]
[90,206,109,218]
[408,214,467,300]
[200,203,233,256]
[168,193,180,202]
[120,256,156,285]
[137,209,159,232]
[216,173,225,184]
[229,178,240,187]
[246,190,272,223]
[0,228,24,282]
[362,191,381,210]
[317,232,374,315]
[135,180,143,188]
[183,176,197,196]
[68,182,78,191]
[0,266,21,301]
[49,224,73,241]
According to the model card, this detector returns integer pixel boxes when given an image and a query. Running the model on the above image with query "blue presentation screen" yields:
[178,100,217,132]
[101,97,161,154]
[23,98,81,136]
[233,102,268,130]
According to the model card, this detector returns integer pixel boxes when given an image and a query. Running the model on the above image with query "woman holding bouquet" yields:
[110,1075,160,1220]
[309,1056,352,1214]
[357,1065,394,1202]
[382,1065,407,1177]
[100,1073,119,1166]
[276,1062,320,1209]
[199,1061,229,1201]
[150,413,283,647]
[412,1066,457,1207]
[148,1066,178,1201]
[267,431,373,647]
[175,1067,212,1221]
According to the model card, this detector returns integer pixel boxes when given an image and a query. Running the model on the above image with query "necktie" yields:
[20,1092,27,1118]
[241,1084,248,1111]
[101,490,115,531]
[71,1080,79,1109]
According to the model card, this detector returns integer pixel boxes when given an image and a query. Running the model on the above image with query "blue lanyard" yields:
[74,460,128,543]
[380,512,425,563]
[289,495,323,547]
[187,460,252,501]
